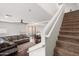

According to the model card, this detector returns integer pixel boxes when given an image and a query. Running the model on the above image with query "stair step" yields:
[56,40,79,54]
[63,16,79,21]
[63,16,79,20]
[54,47,79,56]
[64,17,79,20]
[61,26,79,28]
[63,19,79,23]
[60,30,79,36]
[58,34,79,44]
[62,23,79,26]
[62,22,79,25]
[61,27,79,31]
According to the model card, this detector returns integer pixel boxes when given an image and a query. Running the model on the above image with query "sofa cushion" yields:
[0,43,10,48]
[11,35,18,40]
[2,36,12,41]
[0,38,5,44]
[17,34,29,39]
[14,38,29,45]
[0,42,17,53]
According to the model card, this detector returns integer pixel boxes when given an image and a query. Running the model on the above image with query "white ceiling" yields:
[37,3,58,16]
[0,3,52,23]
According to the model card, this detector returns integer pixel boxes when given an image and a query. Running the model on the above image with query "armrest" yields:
[4,41,14,45]
[0,48,17,56]
[0,43,17,52]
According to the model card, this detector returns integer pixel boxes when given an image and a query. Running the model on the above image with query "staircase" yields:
[54,10,79,56]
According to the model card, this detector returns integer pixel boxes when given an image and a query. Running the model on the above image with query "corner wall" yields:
[64,3,78,13]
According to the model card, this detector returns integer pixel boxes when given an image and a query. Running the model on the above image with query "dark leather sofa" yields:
[2,34,29,45]
[0,34,29,56]
[0,42,17,56]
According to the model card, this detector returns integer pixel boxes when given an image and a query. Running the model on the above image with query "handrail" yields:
[28,5,64,55]
[44,5,64,38]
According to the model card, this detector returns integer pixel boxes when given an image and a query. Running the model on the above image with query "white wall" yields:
[64,3,78,13]
[37,3,58,16]
[0,22,26,36]
[0,21,46,37]
[75,3,79,10]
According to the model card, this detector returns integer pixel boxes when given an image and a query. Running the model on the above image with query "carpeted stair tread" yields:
[60,30,79,33]
[63,21,79,25]
[58,35,79,44]
[60,30,79,36]
[61,26,79,28]
[59,34,79,39]
[61,27,79,31]
[62,24,79,26]
[54,10,79,56]
[54,47,79,56]
[56,40,79,54]
[63,19,79,23]
[62,22,79,26]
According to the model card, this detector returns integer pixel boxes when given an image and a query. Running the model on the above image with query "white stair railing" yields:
[43,4,65,56]
[28,4,65,56]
